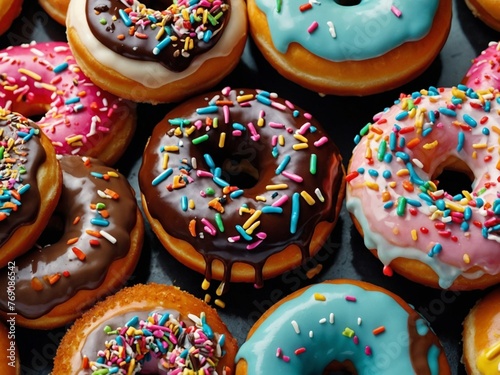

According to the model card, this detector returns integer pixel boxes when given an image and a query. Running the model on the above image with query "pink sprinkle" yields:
[276,347,282,357]
[221,86,231,96]
[282,355,290,362]
[194,119,203,130]
[304,112,312,120]
[298,122,311,135]
[246,239,263,250]
[256,232,267,240]
[271,101,287,110]
[365,345,372,356]
[197,170,213,178]
[272,195,289,207]
[314,136,328,147]
[272,135,278,146]
[223,105,230,123]
[232,130,242,136]
[307,21,319,33]
[345,295,357,302]
[270,122,285,129]
[391,5,402,17]
[201,218,216,233]
[282,171,304,183]
[228,235,241,243]
[285,100,295,110]
[353,335,359,345]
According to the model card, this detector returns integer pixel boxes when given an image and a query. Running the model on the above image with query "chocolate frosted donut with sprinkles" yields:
[246,0,452,96]
[235,279,451,375]
[0,41,136,166]
[0,110,62,269]
[66,0,247,103]
[346,85,500,290]
[0,156,144,330]
[139,87,345,294]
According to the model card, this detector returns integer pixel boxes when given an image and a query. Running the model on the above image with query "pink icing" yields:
[0,41,133,157]
[463,41,500,91]
[346,86,500,289]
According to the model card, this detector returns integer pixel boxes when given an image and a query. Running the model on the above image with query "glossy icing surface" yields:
[0,111,45,245]
[86,0,229,72]
[463,41,500,91]
[0,41,134,157]
[253,0,439,61]
[346,86,500,289]
[236,282,443,374]
[139,87,344,289]
[67,0,247,88]
[0,156,138,319]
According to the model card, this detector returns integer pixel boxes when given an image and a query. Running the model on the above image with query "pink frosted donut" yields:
[346,85,500,291]
[0,41,136,165]
[463,41,500,92]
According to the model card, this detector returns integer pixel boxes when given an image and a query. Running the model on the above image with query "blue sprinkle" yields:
[232,123,246,131]
[398,136,406,148]
[153,36,172,55]
[406,162,425,185]
[90,217,109,227]
[482,128,490,135]
[168,118,190,126]
[158,313,169,326]
[235,225,252,241]
[126,316,139,327]
[18,184,30,195]
[395,111,409,121]
[213,176,229,187]
[395,151,410,162]
[293,110,300,118]
[389,132,397,151]
[181,195,188,211]
[485,100,491,112]
[214,167,222,178]
[229,189,244,199]
[156,338,167,354]
[53,61,68,73]
[463,114,477,127]
[452,194,463,201]
[256,94,271,106]
[258,91,271,97]
[152,168,173,186]
[354,134,361,144]
[290,192,300,234]
[422,127,433,137]
[368,169,379,177]
[435,199,446,211]
[439,107,457,117]
[272,146,279,158]
[383,201,394,209]
[91,172,104,179]
[357,167,365,174]
[275,155,291,174]
[119,9,133,26]
[203,30,213,43]
[203,154,215,170]
[457,84,468,91]
[457,131,465,152]
[419,193,434,205]
[384,153,393,163]
[460,221,469,231]
[451,97,463,105]
[482,227,489,238]
[464,206,472,221]
[429,243,442,257]
[261,206,283,214]
[196,105,218,114]
[428,110,436,123]
[383,170,392,179]
[476,198,484,208]
[406,198,422,207]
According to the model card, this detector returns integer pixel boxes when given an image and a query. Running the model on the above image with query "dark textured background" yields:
[1,1,498,373]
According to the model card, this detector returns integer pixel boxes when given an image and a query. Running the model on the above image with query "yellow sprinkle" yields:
[314,293,326,301]
[462,190,473,201]
[40,82,57,91]
[181,8,190,20]
[396,169,410,177]
[107,171,119,178]
[219,132,226,148]
[201,278,210,290]
[472,151,477,159]
[491,125,500,135]
[423,140,438,149]
[364,181,379,191]
[162,153,169,169]
[485,341,500,360]
[445,201,465,212]
[266,184,288,190]
[408,107,416,119]
[463,253,470,264]
[213,117,218,128]
[300,190,315,205]
[245,220,260,235]
[214,299,226,308]
[3,85,18,91]
[188,199,195,209]
[392,227,399,235]
[388,181,397,188]
[472,143,488,149]
[278,134,285,146]
[126,326,136,336]
[365,146,372,159]
[292,143,309,151]
[216,282,225,296]
[255,195,266,202]
[163,145,179,152]
[174,127,183,136]
[381,191,391,202]
[66,134,84,144]
[411,229,418,241]
[293,133,308,143]
[202,9,208,24]
[236,94,254,103]
[452,86,466,100]
[257,117,265,127]
[184,126,196,136]
[204,294,211,303]
[243,210,262,229]
[239,206,252,215]
[18,68,42,81]
[427,181,437,192]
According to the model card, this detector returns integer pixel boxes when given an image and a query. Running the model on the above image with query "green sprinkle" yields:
[310,154,317,175]
[377,139,387,162]
[192,134,209,144]
[205,187,215,196]
[99,18,107,25]
[276,0,282,12]
[360,123,371,136]
[397,196,407,217]
[215,213,224,232]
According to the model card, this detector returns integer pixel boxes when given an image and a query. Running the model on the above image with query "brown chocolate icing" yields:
[139,88,344,290]
[86,0,230,72]
[0,156,138,319]
[0,112,46,246]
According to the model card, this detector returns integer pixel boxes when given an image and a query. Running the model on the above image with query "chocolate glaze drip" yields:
[0,113,45,246]
[86,0,230,72]
[139,88,344,291]
[408,313,445,374]
[0,156,138,319]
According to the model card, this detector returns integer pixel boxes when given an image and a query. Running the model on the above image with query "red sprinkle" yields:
[294,347,306,355]
[299,3,312,11]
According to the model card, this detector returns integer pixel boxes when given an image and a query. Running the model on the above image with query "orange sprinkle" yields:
[100,209,110,218]
[86,229,102,238]
[215,100,234,106]
[72,247,86,261]
[82,356,90,370]
[10,189,20,201]
[104,188,120,199]
[48,273,61,285]
[66,237,79,245]
[381,191,391,202]
[406,138,421,149]
[372,326,386,335]
[370,126,383,135]
[189,219,197,237]
[0,212,7,221]
[402,180,414,192]
[73,216,81,225]
[31,277,44,291]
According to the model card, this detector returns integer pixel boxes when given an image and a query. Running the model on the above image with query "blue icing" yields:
[254,0,439,61]
[416,319,429,336]
[236,283,437,374]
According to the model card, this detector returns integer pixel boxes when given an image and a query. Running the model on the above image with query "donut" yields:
[52,283,238,374]
[138,87,345,293]
[235,279,451,374]
[0,0,22,36]
[0,321,19,375]
[0,41,137,166]
[0,155,144,330]
[345,85,500,290]
[465,0,500,31]
[462,41,500,92]
[462,287,500,375]
[65,0,248,104]
[0,110,62,269]
[246,0,452,96]
[38,0,68,25]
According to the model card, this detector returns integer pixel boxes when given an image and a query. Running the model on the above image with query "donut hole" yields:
[333,0,362,5]
[323,360,356,374]
[220,155,260,189]
[37,213,65,247]
[432,157,474,197]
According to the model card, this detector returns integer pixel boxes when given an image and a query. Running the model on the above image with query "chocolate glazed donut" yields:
[139,87,345,293]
